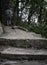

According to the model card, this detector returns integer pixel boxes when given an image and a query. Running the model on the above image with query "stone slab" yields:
[0,26,47,49]
[0,26,46,40]
[1,47,47,60]
[0,60,47,65]
[1,47,47,55]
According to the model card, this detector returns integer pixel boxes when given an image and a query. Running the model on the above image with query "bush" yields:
[17,21,47,38]
[28,22,40,33]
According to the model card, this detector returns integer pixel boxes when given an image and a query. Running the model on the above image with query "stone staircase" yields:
[0,26,47,60]
[0,47,47,60]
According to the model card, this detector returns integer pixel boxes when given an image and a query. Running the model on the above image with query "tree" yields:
[0,0,10,32]
[0,0,45,26]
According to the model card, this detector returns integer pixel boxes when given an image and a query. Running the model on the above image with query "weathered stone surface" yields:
[0,26,47,49]
[0,38,47,49]
[0,47,47,60]
[0,60,47,65]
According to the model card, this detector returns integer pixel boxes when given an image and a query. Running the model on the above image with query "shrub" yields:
[17,21,47,38]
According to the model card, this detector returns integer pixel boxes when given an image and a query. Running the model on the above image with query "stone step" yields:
[0,47,47,60]
[0,60,47,65]
[0,38,47,49]
[0,26,47,49]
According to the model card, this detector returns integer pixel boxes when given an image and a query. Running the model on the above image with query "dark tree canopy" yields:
[0,0,46,24]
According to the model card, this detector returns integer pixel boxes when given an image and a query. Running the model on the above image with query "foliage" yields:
[18,21,47,38]
[0,0,47,36]
[0,0,45,23]
[28,22,47,38]
[39,23,47,38]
